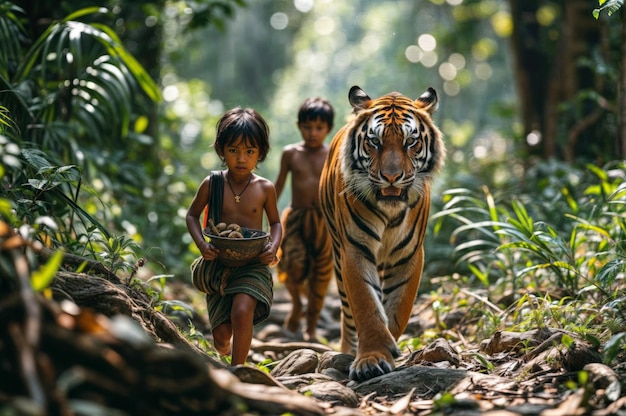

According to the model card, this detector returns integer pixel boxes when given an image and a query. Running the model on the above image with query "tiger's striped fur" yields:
[319,86,445,381]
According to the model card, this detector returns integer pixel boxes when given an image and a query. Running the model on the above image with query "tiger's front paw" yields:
[349,348,399,381]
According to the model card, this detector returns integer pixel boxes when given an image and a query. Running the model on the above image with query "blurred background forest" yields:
[1,0,624,289]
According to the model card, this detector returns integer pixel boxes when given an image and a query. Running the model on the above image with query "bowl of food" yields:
[203,220,269,267]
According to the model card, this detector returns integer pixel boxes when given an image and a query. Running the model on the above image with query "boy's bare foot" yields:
[304,332,319,343]
[284,312,302,333]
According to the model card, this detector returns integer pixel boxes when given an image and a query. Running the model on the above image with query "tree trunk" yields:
[508,0,612,163]
[560,0,604,163]
[508,0,553,158]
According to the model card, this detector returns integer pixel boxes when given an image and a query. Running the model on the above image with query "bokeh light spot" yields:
[438,62,457,80]
[448,53,466,70]
[162,85,179,102]
[537,5,558,26]
[491,10,513,37]
[475,62,493,80]
[405,45,423,63]
[526,130,542,146]
[443,80,460,96]
[421,51,438,68]
[418,33,437,52]
[294,0,314,13]
[270,12,289,30]
[315,16,335,36]
[472,37,497,61]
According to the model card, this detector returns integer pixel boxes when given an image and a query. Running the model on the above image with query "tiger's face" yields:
[340,87,444,206]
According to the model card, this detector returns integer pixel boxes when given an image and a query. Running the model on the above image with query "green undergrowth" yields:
[417,160,626,365]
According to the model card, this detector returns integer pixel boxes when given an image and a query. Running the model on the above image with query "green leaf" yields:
[62,6,109,22]
[468,263,490,287]
[596,259,625,287]
[515,262,573,279]
[603,333,626,364]
[565,214,613,241]
[31,248,64,291]
[602,0,624,16]
[561,334,574,348]
[470,352,495,371]
[451,220,508,243]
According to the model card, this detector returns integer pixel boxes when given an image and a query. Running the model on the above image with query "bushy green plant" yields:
[433,160,626,360]
[0,3,161,266]
[435,162,625,290]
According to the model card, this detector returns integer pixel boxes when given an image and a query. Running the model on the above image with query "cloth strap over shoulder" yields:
[203,170,224,228]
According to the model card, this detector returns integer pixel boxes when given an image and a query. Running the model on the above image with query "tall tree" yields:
[509,0,620,162]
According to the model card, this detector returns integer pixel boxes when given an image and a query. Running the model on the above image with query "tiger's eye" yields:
[368,137,381,147]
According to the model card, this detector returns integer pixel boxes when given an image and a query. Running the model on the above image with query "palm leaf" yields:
[0,2,25,79]
[15,8,159,144]
[593,0,624,18]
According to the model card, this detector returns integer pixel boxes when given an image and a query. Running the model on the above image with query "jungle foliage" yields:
[0,0,625,367]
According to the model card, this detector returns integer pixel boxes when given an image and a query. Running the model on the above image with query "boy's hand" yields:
[259,243,279,267]
[199,241,219,260]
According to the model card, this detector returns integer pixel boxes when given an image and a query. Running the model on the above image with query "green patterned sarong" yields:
[190,257,273,329]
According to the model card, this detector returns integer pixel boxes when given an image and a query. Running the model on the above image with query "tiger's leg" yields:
[336,273,356,354]
[385,199,430,339]
[341,247,398,381]
[328,245,358,354]
[385,246,424,339]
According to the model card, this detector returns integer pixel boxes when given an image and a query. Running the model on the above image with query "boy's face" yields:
[221,136,260,174]
[298,118,331,149]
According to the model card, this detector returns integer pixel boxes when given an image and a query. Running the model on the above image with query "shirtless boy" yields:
[187,107,282,365]
[274,97,335,341]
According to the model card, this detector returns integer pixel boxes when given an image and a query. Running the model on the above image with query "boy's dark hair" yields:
[297,97,334,131]
[214,107,271,161]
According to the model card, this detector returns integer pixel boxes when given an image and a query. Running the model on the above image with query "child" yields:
[186,107,282,365]
[274,97,335,341]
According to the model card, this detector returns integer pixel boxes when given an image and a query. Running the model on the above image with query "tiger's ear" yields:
[348,86,372,111]
[416,87,439,114]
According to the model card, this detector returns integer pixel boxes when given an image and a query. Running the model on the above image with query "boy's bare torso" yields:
[219,174,268,229]
[287,143,329,209]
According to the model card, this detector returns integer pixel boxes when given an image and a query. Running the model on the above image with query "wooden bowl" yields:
[202,227,269,267]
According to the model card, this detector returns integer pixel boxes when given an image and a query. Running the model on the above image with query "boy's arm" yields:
[260,182,283,264]
[274,149,291,200]
[268,220,283,266]
[186,177,219,259]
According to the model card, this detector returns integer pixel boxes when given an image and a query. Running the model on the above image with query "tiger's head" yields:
[340,86,445,206]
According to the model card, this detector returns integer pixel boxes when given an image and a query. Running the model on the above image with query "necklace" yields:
[225,172,252,203]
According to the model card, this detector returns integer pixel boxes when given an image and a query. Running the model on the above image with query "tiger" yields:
[319,85,445,381]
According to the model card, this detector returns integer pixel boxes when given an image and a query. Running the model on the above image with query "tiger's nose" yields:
[381,170,402,184]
